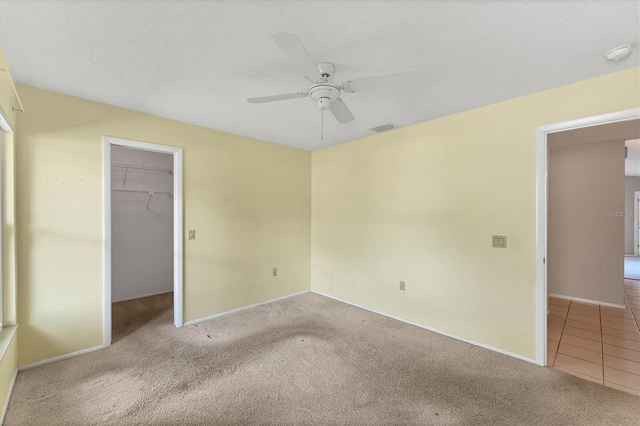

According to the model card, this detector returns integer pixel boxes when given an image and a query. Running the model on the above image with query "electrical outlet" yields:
[399,280,406,291]
[492,235,507,248]
[188,229,196,240]
[273,268,278,277]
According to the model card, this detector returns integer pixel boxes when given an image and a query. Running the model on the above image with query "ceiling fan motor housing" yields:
[309,84,341,110]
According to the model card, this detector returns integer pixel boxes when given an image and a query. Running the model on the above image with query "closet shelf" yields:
[111,162,173,174]
[112,189,173,196]
[112,162,172,187]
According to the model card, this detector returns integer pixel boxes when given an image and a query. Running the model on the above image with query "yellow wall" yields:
[15,85,311,366]
[311,67,640,360]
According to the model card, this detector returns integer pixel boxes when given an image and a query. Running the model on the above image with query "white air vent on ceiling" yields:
[370,123,398,133]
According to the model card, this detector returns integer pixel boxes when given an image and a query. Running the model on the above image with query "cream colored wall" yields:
[548,140,625,305]
[15,85,311,366]
[311,67,640,360]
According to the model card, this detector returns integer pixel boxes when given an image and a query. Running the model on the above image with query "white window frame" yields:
[0,106,14,332]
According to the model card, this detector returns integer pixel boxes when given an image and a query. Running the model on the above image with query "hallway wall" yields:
[548,139,625,306]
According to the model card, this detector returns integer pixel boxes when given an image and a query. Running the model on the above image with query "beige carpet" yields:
[5,292,639,425]
[111,292,174,343]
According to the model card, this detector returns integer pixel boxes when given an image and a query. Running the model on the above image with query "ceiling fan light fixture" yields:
[318,97,330,110]
[605,44,633,61]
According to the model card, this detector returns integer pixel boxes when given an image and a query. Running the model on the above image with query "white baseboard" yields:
[183,290,310,327]
[18,344,107,371]
[310,290,538,366]
[1,368,17,425]
[112,290,174,304]
[548,293,626,309]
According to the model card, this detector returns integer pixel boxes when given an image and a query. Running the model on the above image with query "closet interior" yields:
[110,145,174,341]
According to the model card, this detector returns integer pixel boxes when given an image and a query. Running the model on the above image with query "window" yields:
[0,129,3,332]
[0,106,12,332]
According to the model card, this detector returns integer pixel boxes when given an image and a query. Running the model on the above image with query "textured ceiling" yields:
[0,1,638,151]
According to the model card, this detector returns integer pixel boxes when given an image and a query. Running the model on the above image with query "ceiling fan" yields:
[247,33,422,134]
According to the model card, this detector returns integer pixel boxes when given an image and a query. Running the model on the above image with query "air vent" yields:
[370,123,397,133]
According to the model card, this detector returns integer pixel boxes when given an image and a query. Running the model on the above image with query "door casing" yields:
[103,136,184,347]
[535,107,640,366]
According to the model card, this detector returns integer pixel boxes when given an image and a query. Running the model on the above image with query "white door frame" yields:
[535,107,640,366]
[635,191,640,257]
[103,136,184,347]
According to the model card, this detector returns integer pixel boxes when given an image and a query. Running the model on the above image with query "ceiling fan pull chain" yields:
[321,108,324,141]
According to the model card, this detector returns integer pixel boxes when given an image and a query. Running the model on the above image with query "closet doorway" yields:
[103,137,183,347]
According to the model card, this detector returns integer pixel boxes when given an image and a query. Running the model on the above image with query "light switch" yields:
[492,235,507,248]
[188,229,196,240]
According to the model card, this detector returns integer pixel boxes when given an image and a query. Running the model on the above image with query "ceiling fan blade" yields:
[341,69,422,93]
[247,92,308,103]
[330,99,355,123]
[272,32,323,82]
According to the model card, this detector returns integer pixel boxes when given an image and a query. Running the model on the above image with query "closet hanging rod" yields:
[111,162,173,174]
[111,189,173,196]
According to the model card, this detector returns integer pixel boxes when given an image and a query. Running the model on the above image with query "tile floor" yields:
[548,279,640,396]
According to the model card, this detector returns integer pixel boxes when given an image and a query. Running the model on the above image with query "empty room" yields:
[0,1,639,425]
